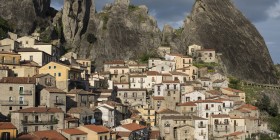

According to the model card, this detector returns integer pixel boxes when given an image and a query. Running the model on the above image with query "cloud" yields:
[267,0,280,19]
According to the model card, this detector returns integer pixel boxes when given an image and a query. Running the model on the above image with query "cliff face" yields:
[62,0,161,69]
[180,0,277,84]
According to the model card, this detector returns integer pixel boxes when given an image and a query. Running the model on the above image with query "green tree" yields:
[268,103,279,117]
[256,94,270,112]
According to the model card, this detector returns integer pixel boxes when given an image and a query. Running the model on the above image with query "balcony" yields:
[21,119,58,125]
[0,100,29,106]
[54,99,65,105]
[0,60,19,65]
[198,124,207,128]
[19,90,33,95]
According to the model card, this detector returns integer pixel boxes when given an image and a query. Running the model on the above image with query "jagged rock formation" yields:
[161,24,184,53]
[0,0,56,35]
[62,0,161,69]
[180,0,277,84]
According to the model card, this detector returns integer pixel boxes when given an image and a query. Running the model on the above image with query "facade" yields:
[0,77,37,116]
[157,46,171,57]
[17,48,53,66]
[196,49,216,63]
[0,51,21,65]
[78,125,116,140]
[0,38,19,51]
[40,87,66,112]
[115,123,149,140]
[0,122,17,140]
[148,58,175,72]
[77,59,92,79]
[11,107,64,133]
[117,89,147,106]
[104,60,126,72]
[60,128,88,140]
[67,107,95,125]
[39,62,82,91]
[129,75,147,89]
[221,88,246,102]
[187,44,202,56]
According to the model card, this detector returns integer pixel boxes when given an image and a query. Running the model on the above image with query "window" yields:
[35,126,38,131]
[50,126,53,130]
[167,91,171,96]
[105,136,107,140]
[13,57,16,64]
[211,104,214,107]
[124,92,127,98]
[9,97,12,102]
[58,73,61,77]
[9,107,12,110]
[167,84,170,89]
[76,138,80,140]
[174,84,177,89]
[54,66,56,69]
[54,73,56,77]
[100,136,103,140]
[23,127,27,133]
[30,55,33,61]
[122,70,124,74]
[19,87,24,94]
[9,87,13,91]
[20,106,22,110]
[49,66,51,69]
[206,113,208,118]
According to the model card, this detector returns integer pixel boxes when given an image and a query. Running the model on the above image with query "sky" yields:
[51,0,280,64]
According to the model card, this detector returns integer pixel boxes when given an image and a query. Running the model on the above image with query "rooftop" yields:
[157,108,180,114]
[83,125,110,133]
[14,107,63,113]
[0,122,16,129]
[121,123,146,131]
[61,128,87,135]
[0,77,36,84]
[44,87,65,93]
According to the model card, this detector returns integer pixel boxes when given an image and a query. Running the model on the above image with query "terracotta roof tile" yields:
[14,107,64,113]
[83,125,109,133]
[157,109,180,114]
[224,131,244,137]
[0,77,36,84]
[121,123,146,131]
[129,75,147,77]
[61,128,87,135]
[237,104,258,110]
[152,96,164,100]
[146,71,161,76]
[177,102,197,106]
[0,122,16,129]
[207,90,223,95]
[44,87,65,93]
[18,130,67,140]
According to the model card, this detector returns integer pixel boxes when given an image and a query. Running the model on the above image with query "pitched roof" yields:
[44,87,65,93]
[0,77,36,84]
[157,109,180,114]
[146,71,161,76]
[177,102,197,106]
[152,96,164,100]
[121,123,146,131]
[0,122,16,129]
[83,125,109,133]
[222,88,244,93]
[224,131,244,137]
[61,128,87,135]
[0,51,20,55]
[18,130,67,140]
[161,115,192,120]
[197,49,215,51]
[211,114,230,118]
[207,90,223,95]
[170,71,189,76]
[67,107,94,114]
[237,104,258,111]
[14,107,64,113]
[213,79,226,83]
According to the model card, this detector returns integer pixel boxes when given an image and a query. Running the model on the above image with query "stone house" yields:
[114,82,130,89]
[193,116,209,140]
[170,71,189,83]
[11,107,64,133]
[146,71,162,90]
[181,91,205,102]
[221,88,246,102]
[117,88,147,106]
[67,107,95,125]
[195,100,224,119]
[104,60,126,72]
[96,103,116,127]
[187,44,202,56]
[0,38,20,51]
[66,89,95,109]
[77,59,92,79]
[176,66,198,80]
[176,102,197,115]
[0,51,21,65]
[197,77,213,90]
[0,66,12,79]
[157,46,171,57]
[209,114,231,138]
[0,77,37,116]
[151,96,164,111]
[16,36,36,48]
[40,87,66,112]
[196,49,216,63]
[60,128,87,140]
[128,64,147,74]
[148,58,175,72]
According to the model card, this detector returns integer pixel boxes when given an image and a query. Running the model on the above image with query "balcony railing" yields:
[0,60,19,65]
[198,124,207,128]
[21,119,58,125]
[19,90,33,95]
[0,100,29,106]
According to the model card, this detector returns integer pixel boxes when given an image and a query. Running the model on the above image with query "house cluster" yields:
[0,32,273,140]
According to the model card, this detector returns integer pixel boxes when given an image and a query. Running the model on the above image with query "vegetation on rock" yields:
[0,16,12,39]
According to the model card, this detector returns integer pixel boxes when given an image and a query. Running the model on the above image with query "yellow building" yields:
[78,125,116,140]
[39,61,82,91]
[137,105,156,126]
[0,51,21,65]
[0,122,17,140]
[175,55,193,69]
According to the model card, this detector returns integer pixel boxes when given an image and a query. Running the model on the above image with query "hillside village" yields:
[0,32,277,140]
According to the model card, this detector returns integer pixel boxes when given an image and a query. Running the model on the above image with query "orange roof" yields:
[207,90,223,95]
[18,130,67,140]
[237,104,258,110]
[224,131,244,137]
[150,131,160,139]
[223,88,243,93]
[121,123,146,131]
[0,122,16,129]
[211,114,230,118]
[0,77,36,84]
[83,125,109,133]
[61,128,87,135]
[177,102,197,106]
[146,71,161,76]
[14,107,63,113]
[157,108,180,114]
[152,96,164,100]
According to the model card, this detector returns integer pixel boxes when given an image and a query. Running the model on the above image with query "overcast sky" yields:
[51,0,280,64]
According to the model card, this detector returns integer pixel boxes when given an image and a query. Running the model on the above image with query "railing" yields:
[0,100,29,106]
[198,124,206,128]
[19,90,33,95]
[0,60,19,65]
[21,119,58,125]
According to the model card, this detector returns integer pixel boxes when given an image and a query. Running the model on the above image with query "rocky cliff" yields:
[62,0,161,69]
[180,0,277,84]
[0,0,56,35]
